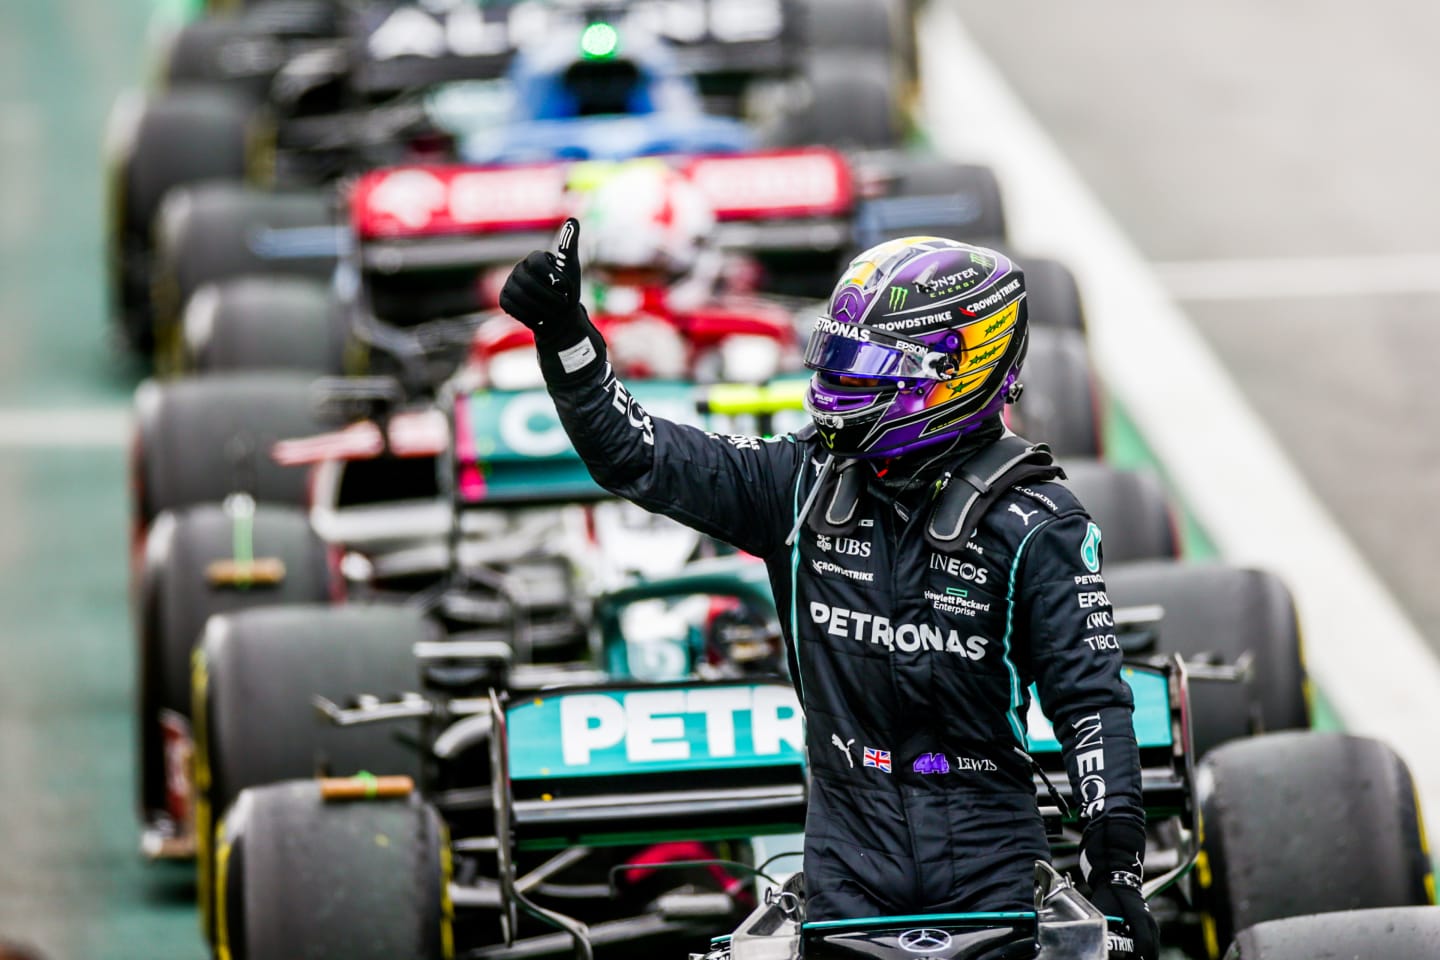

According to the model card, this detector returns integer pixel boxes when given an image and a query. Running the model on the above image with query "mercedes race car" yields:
[195,554,1185,960]
[203,589,1426,960]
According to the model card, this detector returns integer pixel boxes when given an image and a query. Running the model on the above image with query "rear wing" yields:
[451,378,810,506]
[350,0,797,97]
[347,150,856,271]
[495,679,806,852]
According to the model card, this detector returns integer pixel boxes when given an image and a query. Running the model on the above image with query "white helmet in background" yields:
[578,162,716,282]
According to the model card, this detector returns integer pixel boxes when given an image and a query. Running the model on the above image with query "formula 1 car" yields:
[204,590,1432,960]
[108,0,915,352]
[152,145,1016,377]
[199,556,1178,959]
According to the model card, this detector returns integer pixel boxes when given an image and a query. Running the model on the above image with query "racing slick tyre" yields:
[106,88,252,354]
[180,275,345,374]
[1197,733,1432,958]
[1018,256,1086,332]
[785,52,904,149]
[1223,906,1440,959]
[1009,327,1102,459]
[132,372,328,530]
[160,17,270,100]
[151,183,334,367]
[855,159,1007,249]
[1059,462,1179,564]
[135,503,333,833]
[215,780,447,960]
[161,2,341,95]
[1106,561,1308,757]
[194,604,434,941]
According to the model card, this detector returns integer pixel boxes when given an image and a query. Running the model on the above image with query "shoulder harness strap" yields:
[926,436,1065,549]
[807,460,867,536]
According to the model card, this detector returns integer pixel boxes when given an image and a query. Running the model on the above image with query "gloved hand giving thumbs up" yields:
[499,218,606,381]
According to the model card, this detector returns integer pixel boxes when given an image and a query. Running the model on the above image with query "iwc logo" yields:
[898,928,952,954]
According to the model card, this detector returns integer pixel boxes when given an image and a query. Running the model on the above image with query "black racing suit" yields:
[549,363,1144,921]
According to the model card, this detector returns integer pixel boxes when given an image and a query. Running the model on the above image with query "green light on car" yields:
[580,22,620,60]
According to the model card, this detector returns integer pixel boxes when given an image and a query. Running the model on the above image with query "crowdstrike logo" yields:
[960,278,1022,315]
[811,559,875,583]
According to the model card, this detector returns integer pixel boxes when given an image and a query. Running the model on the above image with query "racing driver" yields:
[500,223,1158,958]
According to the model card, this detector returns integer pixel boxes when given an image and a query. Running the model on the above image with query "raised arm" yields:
[499,219,803,558]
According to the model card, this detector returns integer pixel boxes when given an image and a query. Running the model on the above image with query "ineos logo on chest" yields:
[929,553,988,585]
[815,534,871,558]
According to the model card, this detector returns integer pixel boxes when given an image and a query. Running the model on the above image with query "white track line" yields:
[0,409,130,448]
[920,4,1440,826]
[1156,253,1440,301]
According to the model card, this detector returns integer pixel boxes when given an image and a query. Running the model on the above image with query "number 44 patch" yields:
[1081,522,1102,574]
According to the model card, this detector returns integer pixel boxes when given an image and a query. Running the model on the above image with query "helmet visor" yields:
[803,320,954,383]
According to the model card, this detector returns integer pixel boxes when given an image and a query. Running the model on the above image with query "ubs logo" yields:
[816,534,871,558]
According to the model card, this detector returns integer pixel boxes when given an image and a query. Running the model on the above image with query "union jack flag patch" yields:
[863,748,891,773]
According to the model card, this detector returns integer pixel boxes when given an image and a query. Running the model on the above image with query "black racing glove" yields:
[498,217,606,382]
[1081,818,1159,960]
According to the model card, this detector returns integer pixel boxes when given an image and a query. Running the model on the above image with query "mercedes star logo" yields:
[898,927,952,954]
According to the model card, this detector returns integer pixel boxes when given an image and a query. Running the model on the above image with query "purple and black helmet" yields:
[803,237,1028,459]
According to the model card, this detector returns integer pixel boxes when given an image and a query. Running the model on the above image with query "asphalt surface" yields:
[953,0,1440,646]
[0,0,1399,957]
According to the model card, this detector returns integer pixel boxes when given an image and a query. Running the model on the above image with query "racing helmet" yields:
[702,601,785,679]
[577,161,715,285]
[804,237,1027,459]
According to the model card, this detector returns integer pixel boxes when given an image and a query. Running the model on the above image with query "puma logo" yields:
[1008,504,1039,526]
[831,733,855,768]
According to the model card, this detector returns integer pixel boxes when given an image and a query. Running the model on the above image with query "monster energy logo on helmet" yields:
[888,286,908,311]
